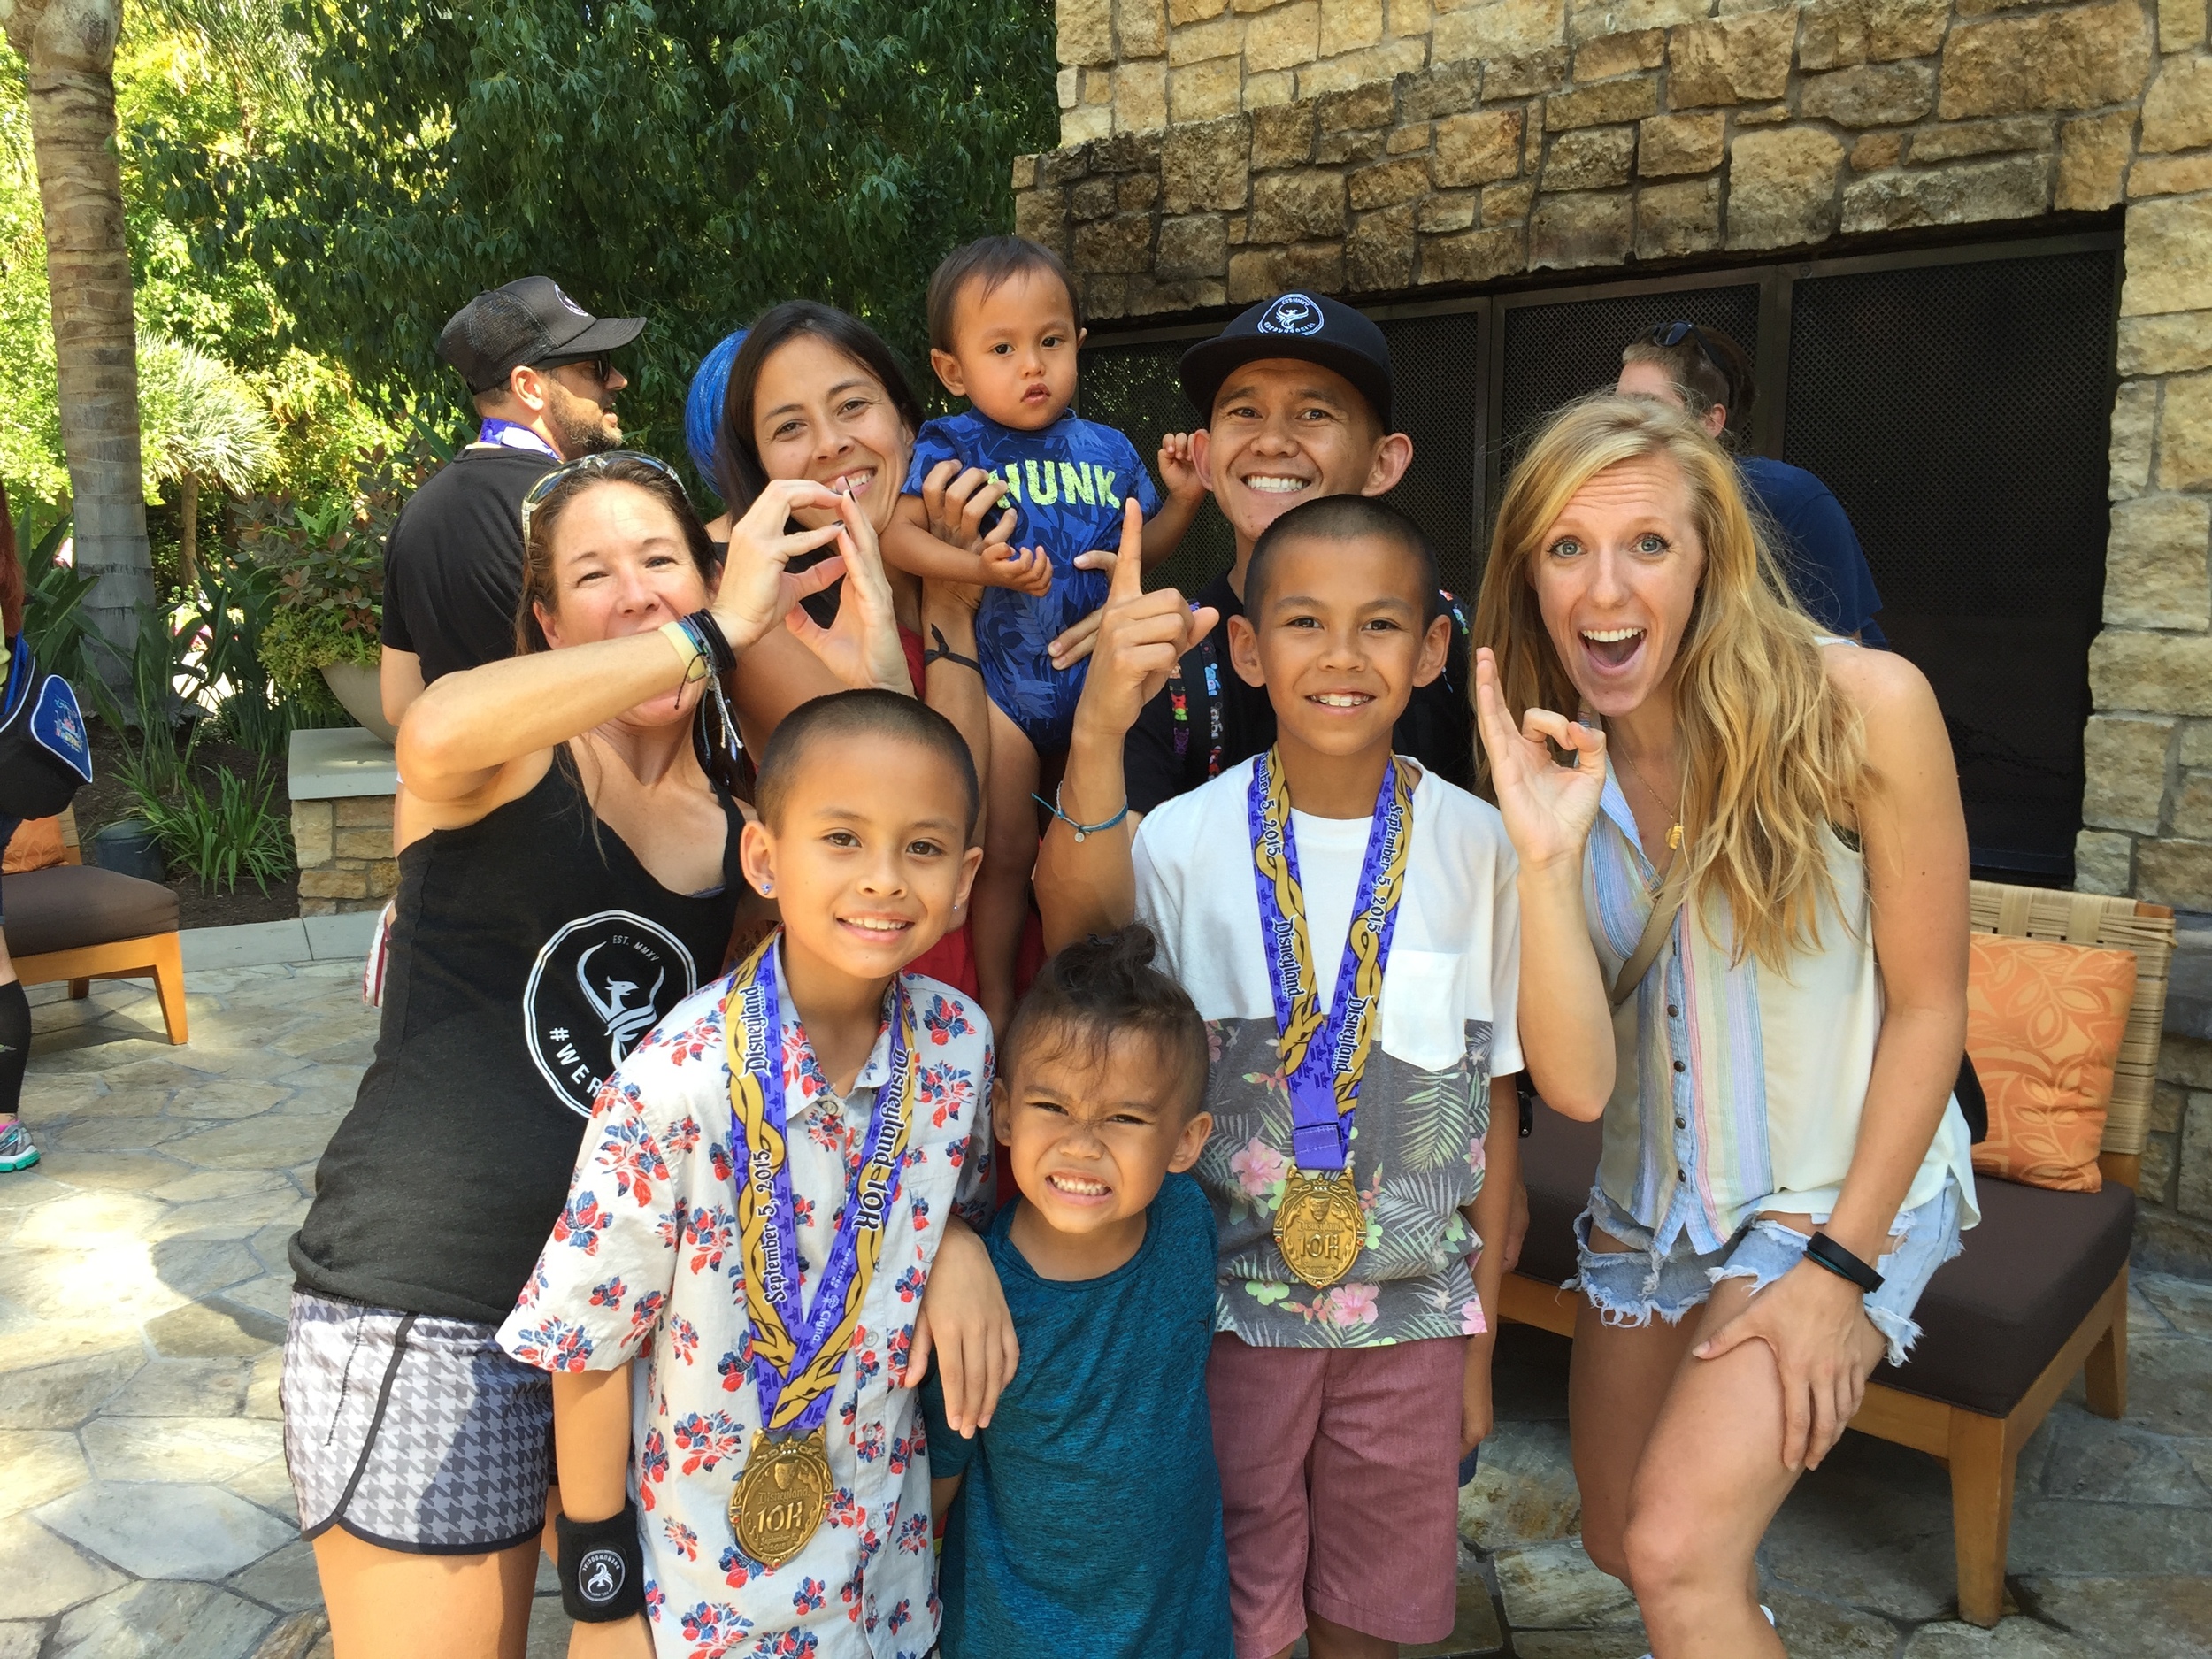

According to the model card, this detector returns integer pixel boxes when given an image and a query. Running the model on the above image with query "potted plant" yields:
[237,448,429,742]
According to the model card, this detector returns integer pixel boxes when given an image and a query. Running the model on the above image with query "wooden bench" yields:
[6,807,188,1044]
[1502,881,2174,1628]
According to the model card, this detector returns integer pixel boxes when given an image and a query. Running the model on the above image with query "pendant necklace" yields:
[1617,742,1685,852]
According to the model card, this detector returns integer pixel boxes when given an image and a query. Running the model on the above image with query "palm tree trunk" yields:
[178,471,197,586]
[4,0,153,688]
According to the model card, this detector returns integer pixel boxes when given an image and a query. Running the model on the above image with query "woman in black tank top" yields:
[285,457,903,1656]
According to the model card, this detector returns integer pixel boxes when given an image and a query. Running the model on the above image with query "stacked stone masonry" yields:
[1034,0,2212,1264]
[1030,0,2210,908]
[288,795,396,918]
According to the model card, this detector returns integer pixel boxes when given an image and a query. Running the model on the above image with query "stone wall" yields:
[1029,1,2206,902]
[2145,1028,2212,1271]
[290,795,396,918]
[1033,0,2212,1269]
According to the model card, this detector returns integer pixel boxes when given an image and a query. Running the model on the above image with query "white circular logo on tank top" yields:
[524,910,699,1117]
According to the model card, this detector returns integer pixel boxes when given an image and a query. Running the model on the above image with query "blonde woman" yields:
[1471,396,1976,1656]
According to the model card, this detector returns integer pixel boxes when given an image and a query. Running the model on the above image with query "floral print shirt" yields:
[1132,758,1523,1349]
[498,950,994,1659]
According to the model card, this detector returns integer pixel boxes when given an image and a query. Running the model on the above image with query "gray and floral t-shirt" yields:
[1132,757,1524,1350]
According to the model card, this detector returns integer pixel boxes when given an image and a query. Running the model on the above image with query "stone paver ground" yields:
[4,965,2207,1657]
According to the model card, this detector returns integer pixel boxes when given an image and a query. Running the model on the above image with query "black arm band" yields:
[555,1502,647,1622]
[1803,1232,1884,1294]
[685,609,738,675]
[922,624,984,676]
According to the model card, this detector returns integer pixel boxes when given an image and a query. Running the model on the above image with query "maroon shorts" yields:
[1206,1333,1466,1657]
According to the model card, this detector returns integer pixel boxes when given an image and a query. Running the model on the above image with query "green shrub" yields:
[260,604,378,698]
[18,505,101,690]
[139,764,294,895]
[236,445,429,696]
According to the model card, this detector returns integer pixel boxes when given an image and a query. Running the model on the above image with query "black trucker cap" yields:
[437,276,646,395]
[1179,292,1394,431]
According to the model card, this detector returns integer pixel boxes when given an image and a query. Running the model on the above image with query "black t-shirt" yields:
[1123,568,1475,818]
[381,444,557,682]
[290,759,744,1323]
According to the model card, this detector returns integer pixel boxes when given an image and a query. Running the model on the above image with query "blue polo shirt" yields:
[1739,455,1886,642]
[922,1174,1231,1659]
[904,409,1162,751]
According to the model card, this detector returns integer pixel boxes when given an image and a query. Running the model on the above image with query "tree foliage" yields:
[0,22,396,515]
[161,0,1058,466]
[137,331,278,497]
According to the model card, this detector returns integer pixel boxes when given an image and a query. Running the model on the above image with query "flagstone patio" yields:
[2,964,2205,1658]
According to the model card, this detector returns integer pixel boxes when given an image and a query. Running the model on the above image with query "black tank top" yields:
[291,756,744,1323]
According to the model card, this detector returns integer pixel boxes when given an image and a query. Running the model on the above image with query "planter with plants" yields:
[237,447,431,743]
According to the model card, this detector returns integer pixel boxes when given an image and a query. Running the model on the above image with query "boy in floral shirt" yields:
[1034,496,1522,1657]
[500,693,999,1659]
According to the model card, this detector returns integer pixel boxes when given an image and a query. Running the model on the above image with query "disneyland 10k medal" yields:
[1247,749,1413,1289]
[722,932,918,1567]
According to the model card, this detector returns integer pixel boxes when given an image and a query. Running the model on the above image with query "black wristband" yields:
[1803,1231,1885,1294]
[555,1502,647,1622]
[686,609,737,675]
[922,624,984,676]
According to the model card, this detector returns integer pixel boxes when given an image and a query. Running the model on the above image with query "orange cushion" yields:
[1966,932,2136,1194]
[4,817,65,874]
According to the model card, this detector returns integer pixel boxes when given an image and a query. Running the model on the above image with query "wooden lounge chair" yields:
[5,807,188,1044]
[1502,880,2174,1628]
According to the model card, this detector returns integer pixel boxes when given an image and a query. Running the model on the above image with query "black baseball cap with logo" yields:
[1179,292,1395,431]
[437,276,646,395]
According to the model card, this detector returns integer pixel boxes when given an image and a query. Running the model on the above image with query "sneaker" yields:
[1633,1605,1774,1658]
[0,1118,39,1172]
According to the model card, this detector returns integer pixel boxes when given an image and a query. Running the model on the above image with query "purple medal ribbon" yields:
[476,417,559,457]
[1247,754,1409,1171]
[736,942,912,1438]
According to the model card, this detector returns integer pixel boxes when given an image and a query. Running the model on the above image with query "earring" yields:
[761,881,773,895]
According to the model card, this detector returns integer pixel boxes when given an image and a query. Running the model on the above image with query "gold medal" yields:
[720,936,918,1569]
[1273,1167,1364,1288]
[729,1428,834,1568]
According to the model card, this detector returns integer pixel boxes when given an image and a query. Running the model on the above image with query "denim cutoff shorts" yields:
[1571,1180,1964,1367]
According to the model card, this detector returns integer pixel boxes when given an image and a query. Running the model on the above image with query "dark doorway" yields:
[1077,232,2119,881]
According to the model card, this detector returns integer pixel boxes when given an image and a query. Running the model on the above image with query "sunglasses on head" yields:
[1643,320,1724,378]
[518,450,688,540]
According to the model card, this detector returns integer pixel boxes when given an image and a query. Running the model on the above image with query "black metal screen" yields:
[1376,311,1485,598]
[1784,253,2116,876]
[1079,235,2116,880]
[1494,283,1763,504]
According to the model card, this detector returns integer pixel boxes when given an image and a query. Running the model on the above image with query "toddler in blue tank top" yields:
[884,236,1204,1035]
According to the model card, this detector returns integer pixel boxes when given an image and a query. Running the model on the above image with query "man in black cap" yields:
[1118,291,1472,814]
[379,277,643,725]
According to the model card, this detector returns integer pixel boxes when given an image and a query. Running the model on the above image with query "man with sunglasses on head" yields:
[380,278,643,727]
[1617,320,1884,642]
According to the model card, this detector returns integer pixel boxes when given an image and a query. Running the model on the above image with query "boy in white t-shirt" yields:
[1031,494,1523,1659]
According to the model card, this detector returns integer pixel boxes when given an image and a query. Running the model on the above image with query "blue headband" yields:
[684,328,749,493]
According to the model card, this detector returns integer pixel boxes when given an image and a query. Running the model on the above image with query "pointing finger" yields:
[1110,497,1145,600]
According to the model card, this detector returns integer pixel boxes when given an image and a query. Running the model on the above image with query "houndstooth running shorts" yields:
[281,1288,554,1555]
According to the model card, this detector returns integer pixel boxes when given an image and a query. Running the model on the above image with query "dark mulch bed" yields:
[73,719,303,929]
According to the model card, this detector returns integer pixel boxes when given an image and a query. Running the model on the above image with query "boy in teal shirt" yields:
[923,926,1230,1657]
